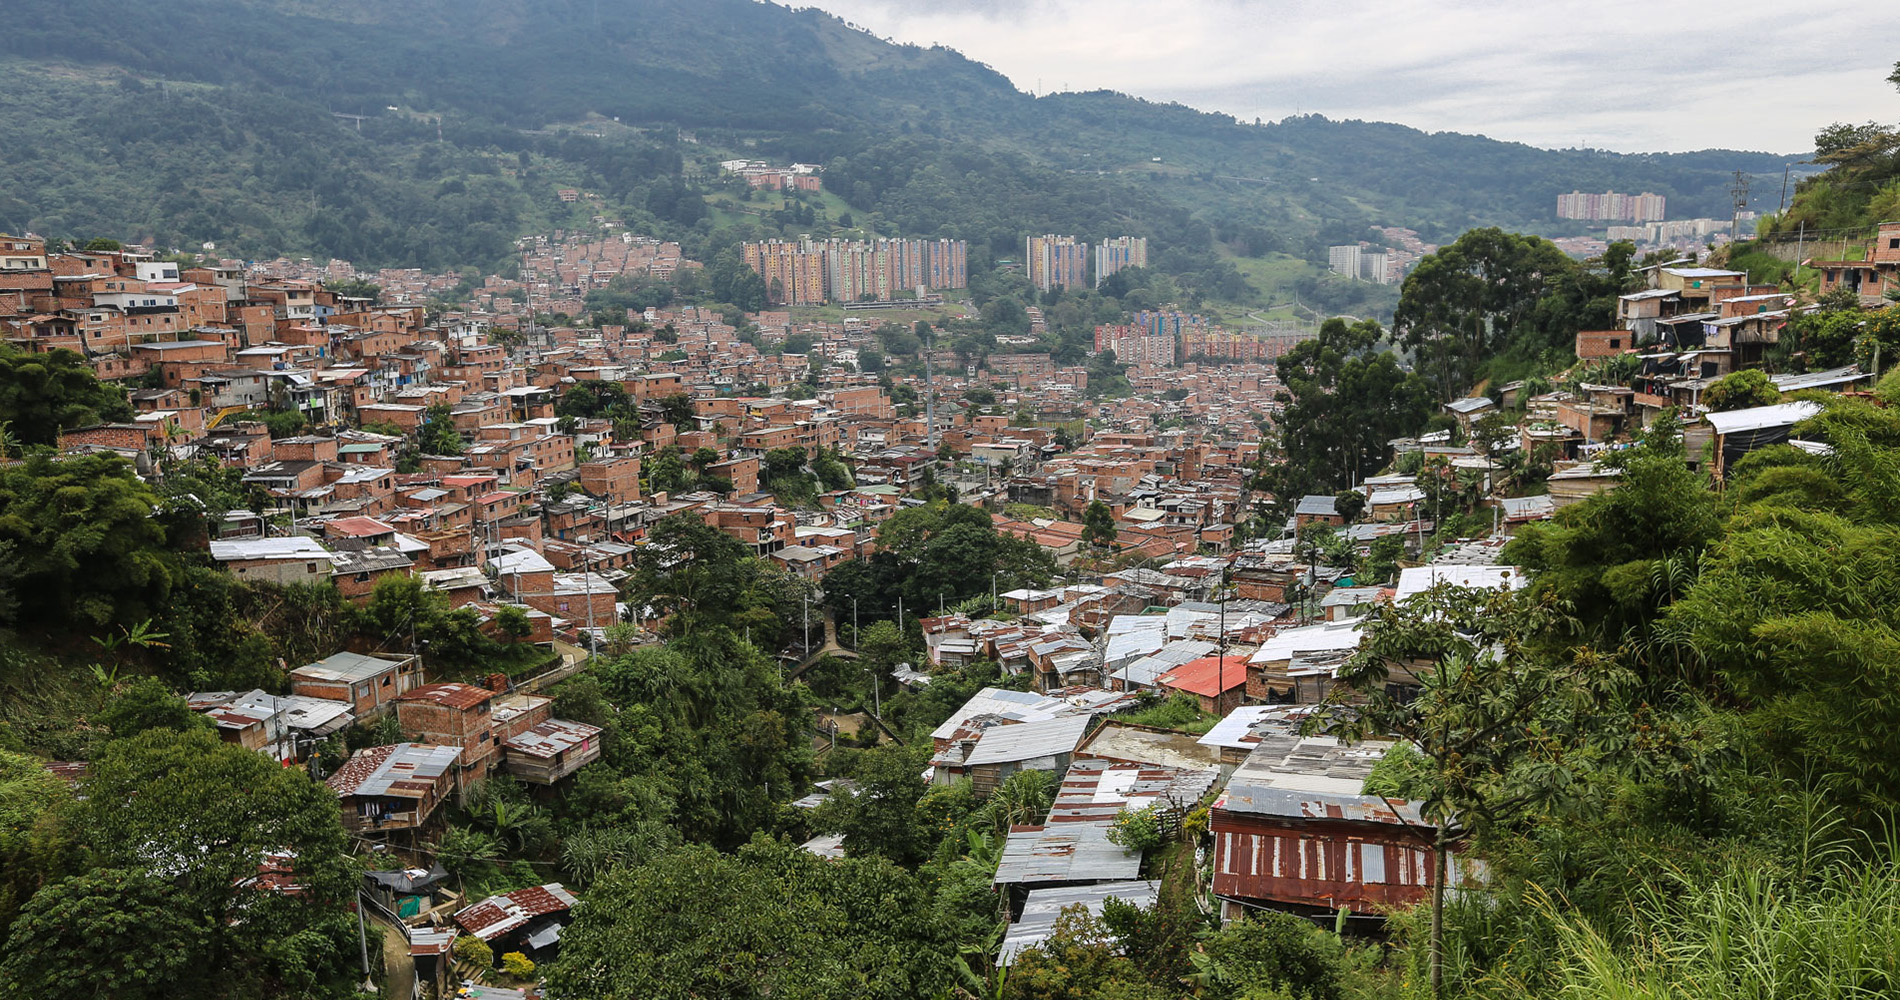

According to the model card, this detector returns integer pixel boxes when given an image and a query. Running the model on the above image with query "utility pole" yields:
[802,592,810,656]
[851,596,858,649]
[1795,220,1807,288]
[1217,578,1226,716]
[356,891,374,994]
[1778,163,1791,216]
[580,534,598,658]
[924,328,937,450]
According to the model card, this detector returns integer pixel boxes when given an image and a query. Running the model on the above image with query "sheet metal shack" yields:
[1210,737,1472,919]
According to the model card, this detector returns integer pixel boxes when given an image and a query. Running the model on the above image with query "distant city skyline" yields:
[803,0,1900,154]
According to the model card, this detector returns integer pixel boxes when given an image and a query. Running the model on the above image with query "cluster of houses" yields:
[791,545,1529,953]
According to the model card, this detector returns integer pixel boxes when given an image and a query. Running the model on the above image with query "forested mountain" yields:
[1,0,1797,271]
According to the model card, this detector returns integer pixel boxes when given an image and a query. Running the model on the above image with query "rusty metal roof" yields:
[503,718,602,759]
[326,742,460,798]
[454,883,578,940]
[396,682,496,710]
[1218,784,1428,827]
[992,821,1141,887]
[1045,758,1219,825]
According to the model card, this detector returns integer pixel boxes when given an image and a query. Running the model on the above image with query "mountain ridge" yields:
[0,0,1806,271]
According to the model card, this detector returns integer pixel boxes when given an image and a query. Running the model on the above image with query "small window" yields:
[1609,339,1621,350]
[1889,238,1899,249]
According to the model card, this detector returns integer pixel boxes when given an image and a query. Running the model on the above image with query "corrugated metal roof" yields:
[454,883,578,940]
[1250,620,1366,664]
[397,682,496,710]
[999,881,1160,965]
[1705,400,1824,435]
[1199,705,1312,751]
[1394,565,1524,601]
[209,537,332,562]
[1294,494,1339,516]
[292,651,412,683]
[1218,784,1428,827]
[964,715,1091,767]
[992,821,1142,886]
[327,742,461,797]
[1112,639,1217,687]
[503,718,602,758]
[1220,729,1401,800]
[1045,758,1220,824]
[1770,365,1861,392]
[932,687,1101,743]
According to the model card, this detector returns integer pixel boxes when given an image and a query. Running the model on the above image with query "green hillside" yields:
[0,0,1801,274]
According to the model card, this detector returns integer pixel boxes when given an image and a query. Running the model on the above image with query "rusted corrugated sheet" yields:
[1209,808,1458,914]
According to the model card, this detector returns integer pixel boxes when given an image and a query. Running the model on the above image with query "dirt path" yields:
[377,917,415,1000]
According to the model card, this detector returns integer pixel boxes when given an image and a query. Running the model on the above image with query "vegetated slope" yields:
[0,0,1799,268]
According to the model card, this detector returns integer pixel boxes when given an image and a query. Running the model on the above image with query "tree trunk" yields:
[1431,829,1450,999]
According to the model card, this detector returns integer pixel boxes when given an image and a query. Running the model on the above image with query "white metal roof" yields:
[209,537,332,561]
[1249,619,1366,664]
[963,715,1091,767]
[1394,565,1524,601]
[1705,400,1824,435]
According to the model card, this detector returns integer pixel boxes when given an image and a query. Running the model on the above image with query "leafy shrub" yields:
[1107,803,1164,852]
[453,934,492,968]
[501,951,536,979]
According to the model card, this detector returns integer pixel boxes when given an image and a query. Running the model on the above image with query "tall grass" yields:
[1549,852,1900,1000]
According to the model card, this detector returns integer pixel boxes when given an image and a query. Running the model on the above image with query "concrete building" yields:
[1094,236,1148,287]
[1027,234,1088,292]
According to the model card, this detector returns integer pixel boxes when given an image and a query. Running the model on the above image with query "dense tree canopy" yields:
[820,500,1056,623]
[547,838,959,1000]
[0,452,172,629]
[1394,231,1632,396]
[0,346,134,447]
[1261,317,1435,502]
[0,729,364,999]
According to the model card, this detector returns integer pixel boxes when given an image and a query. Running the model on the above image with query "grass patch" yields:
[1114,691,1220,735]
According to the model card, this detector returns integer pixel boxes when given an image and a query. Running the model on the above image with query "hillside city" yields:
[2,8,1900,1000]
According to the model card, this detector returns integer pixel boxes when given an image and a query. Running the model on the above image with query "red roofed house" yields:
[326,742,461,835]
[454,883,578,957]
[324,515,399,546]
[1158,656,1250,716]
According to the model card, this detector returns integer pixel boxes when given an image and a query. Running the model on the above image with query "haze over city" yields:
[807,0,1900,152]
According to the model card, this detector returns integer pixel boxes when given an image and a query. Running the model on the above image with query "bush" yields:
[501,951,536,979]
[1106,803,1164,852]
[453,934,493,968]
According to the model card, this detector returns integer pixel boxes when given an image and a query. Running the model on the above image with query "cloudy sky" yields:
[800,0,1899,153]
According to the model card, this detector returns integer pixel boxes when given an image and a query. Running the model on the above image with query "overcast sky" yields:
[800,0,1899,153]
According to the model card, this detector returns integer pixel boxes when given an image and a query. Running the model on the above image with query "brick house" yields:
[288,651,424,722]
[328,742,461,835]
[395,684,554,793]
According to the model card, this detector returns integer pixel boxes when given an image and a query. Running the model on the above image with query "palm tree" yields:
[436,826,500,897]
